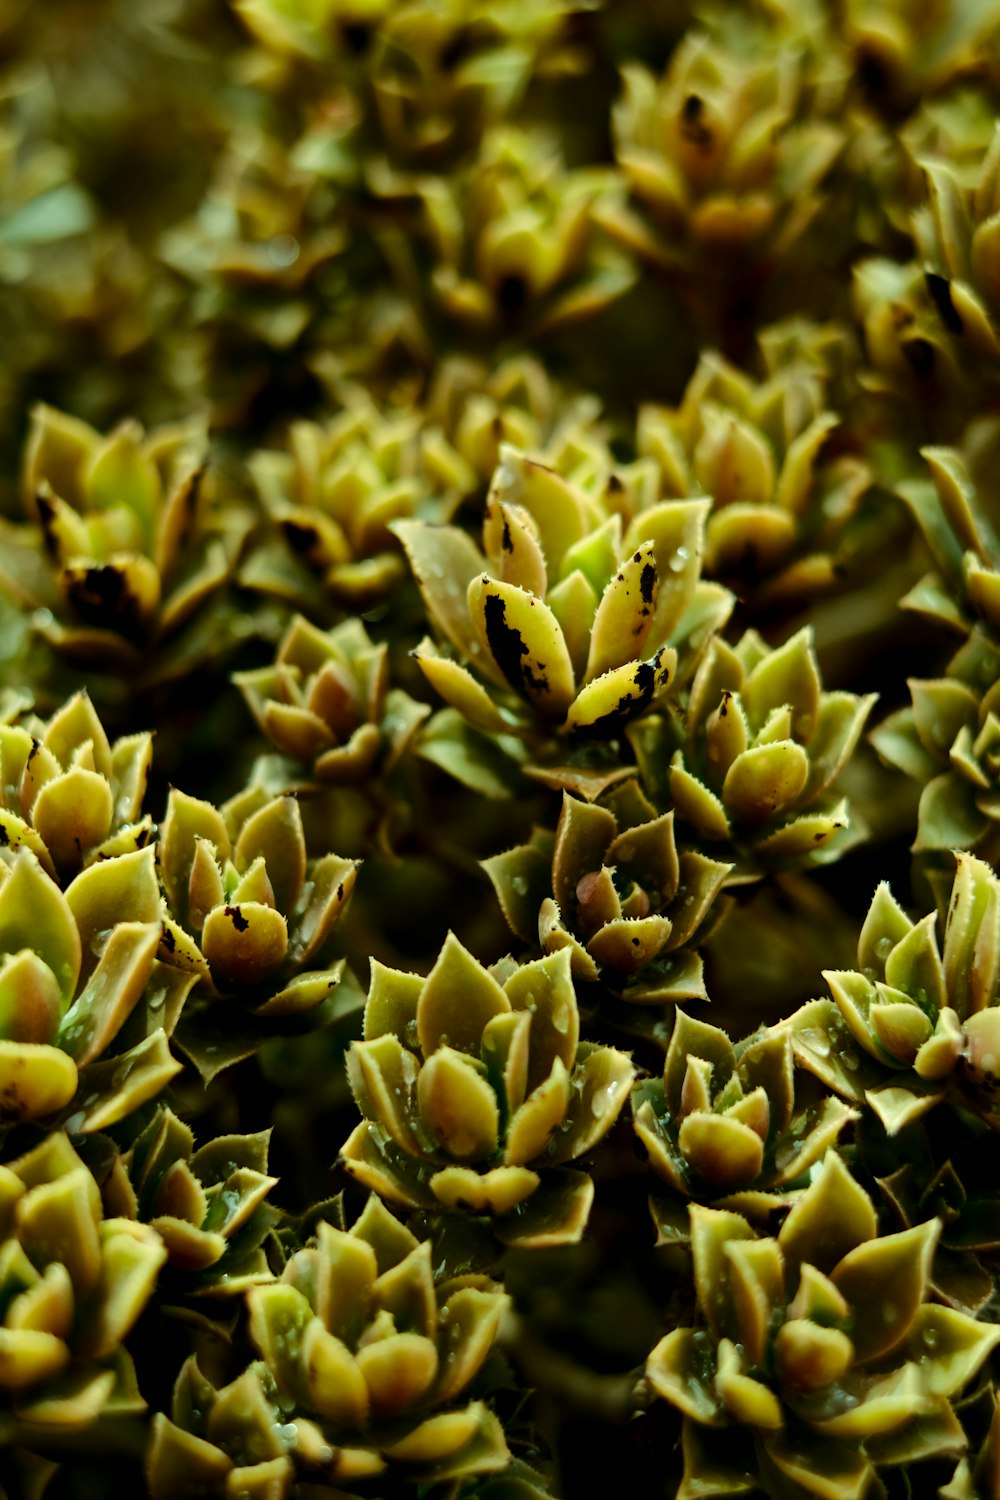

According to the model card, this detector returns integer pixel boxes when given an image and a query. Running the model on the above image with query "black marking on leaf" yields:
[501,521,514,553]
[340,20,371,54]
[65,563,144,637]
[0,826,8,848]
[160,924,176,953]
[168,463,208,559]
[639,563,656,604]
[903,337,935,379]
[226,905,250,932]
[483,589,550,700]
[283,519,321,558]
[680,94,713,151]
[498,274,527,317]
[571,659,658,740]
[35,491,61,560]
[925,272,964,335]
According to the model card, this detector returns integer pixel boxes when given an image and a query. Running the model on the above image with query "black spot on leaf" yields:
[925,272,964,335]
[483,589,550,700]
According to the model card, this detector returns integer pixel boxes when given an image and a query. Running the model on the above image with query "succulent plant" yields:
[147,1192,513,1495]
[845,0,1000,123]
[372,122,635,342]
[426,353,602,491]
[401,442,732,798]
[158,786,357,1079]
[234,614,428,788]
[0,404,253,685]
[788,852,1000,1135]
[595,27,844,309]
[871,627,1000,856]
[633,1011,857,1209]
[238,379,479,613]
[940,1382,1000,1499]
[159,118,378,431]
[645,1151,1000,1499]
[0,1131,166,1437]
[851,254,970,437]
[341,938,634,1247]
[484,781,731,1005]
[637,338,876,612]
[234,0,592,173]
[121,1107,279,1296]
[0,846,184,1134]
[0,689,153,879]
[886,444,1000,640]
[630,625,876,872]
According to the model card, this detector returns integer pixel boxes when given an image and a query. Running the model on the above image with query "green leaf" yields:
[503,949,579,1090]
[468,575,575,718]
[417,934,510,1057]
[0,853,81,1007]
[915,772,989,851]
[741,629,820,741]
[585,541,659,682]
[417,1048,499,1162]
[832,1219,938,1362]
[723,741,809,825]
[778,1154,877,1276]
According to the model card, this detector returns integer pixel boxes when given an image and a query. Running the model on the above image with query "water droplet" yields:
[875,936,893,960]
[591,1084,616,1119]
[268,234,300,268]
[511,875,528,895]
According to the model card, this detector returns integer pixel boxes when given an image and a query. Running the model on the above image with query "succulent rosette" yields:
[595,28,844,293]
[372,123,635,342]
[631,626,876,873]
[234,614,428,787]
[646,1152,1000,1500]
[158,787,357,1078]
[0,405,254,683]
[788,853,1000,1135]
[121,1108,279,1296]
[341,939,634,1247]
[400,442,732,799]
[427,354,602,491]
[0,690,153,880]
[638,339,876,612]
[0,845,185,1134]
[911,107,1000,376]
[239,380,480,613]
[0,1132,166,1444]
[158,119,375,429]
[871,628,1000,856]
[633,1012,857,1211]
[232,0,589,170]
[887,445,1000,641]
[484,782,731,1005]
[940,1383,1000,1499]
[147,1193,513,1495]
[844,0,1000,110]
